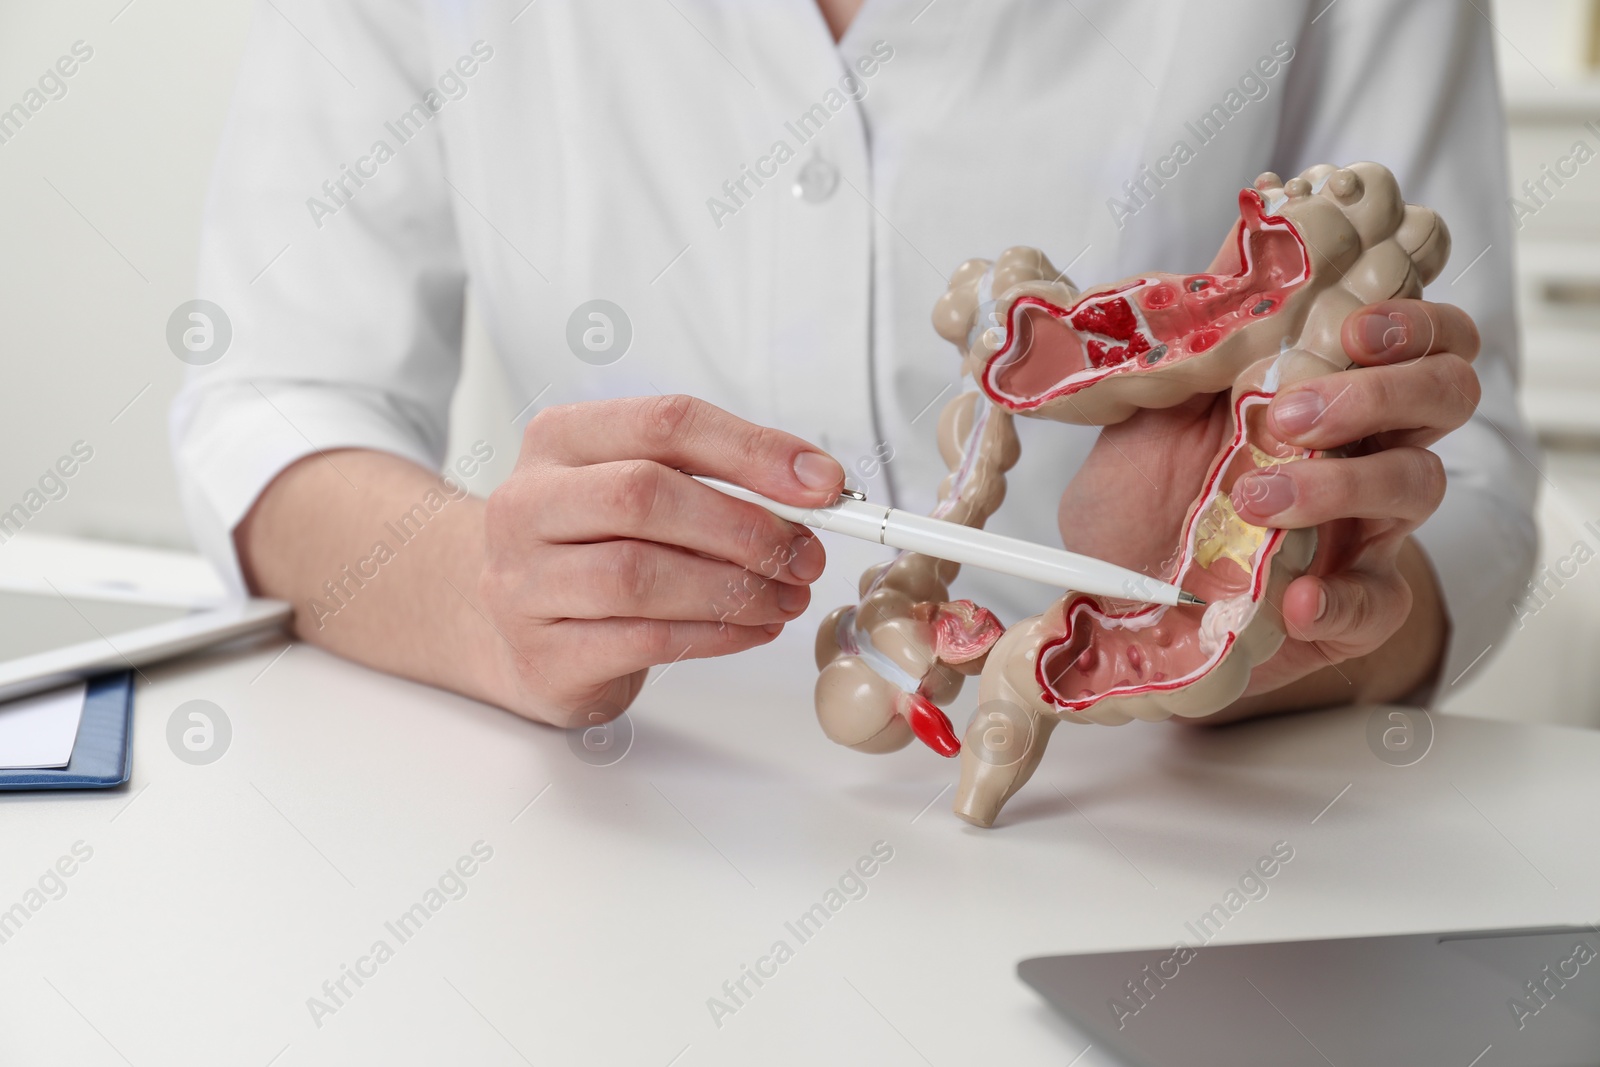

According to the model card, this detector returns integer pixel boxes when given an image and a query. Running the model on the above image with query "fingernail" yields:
[778,582,808,614]
[1357,311,1405,355]
[1314,587,1328,621]
[787,534,823,582]
[793,450,843,491]
[1231,472,1296,518]
[1272,389,1324,437]
[762,622,784,636]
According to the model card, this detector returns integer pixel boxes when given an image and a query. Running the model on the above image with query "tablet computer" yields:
[1020,925,1600,1067]
[0,536,290,703]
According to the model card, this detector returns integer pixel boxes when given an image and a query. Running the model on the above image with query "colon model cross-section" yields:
[813,162,1452,827]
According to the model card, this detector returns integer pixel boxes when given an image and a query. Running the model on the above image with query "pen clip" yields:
[838,488,868,502]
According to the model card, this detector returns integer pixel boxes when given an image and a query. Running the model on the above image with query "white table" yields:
[3,621,1598,1067]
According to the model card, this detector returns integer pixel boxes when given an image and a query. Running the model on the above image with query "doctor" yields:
[173,0,1536,728]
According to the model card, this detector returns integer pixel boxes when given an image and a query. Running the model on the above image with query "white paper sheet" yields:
[0,681,87,769]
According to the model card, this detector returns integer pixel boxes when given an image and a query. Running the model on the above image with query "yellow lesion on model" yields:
[1194,445,1298,573]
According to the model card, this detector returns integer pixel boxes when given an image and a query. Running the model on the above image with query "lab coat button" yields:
[793,155,839,203]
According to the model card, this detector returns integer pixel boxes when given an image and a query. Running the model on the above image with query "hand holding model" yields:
[815,162,1473,826]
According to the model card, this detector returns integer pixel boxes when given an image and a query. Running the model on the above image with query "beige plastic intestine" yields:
[812,389,1019,757]
[813,162,1452,827]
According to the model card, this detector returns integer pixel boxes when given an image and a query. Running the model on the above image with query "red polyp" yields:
[904,693,961,757]
[982,188,1312,411]
[1140,284,1177,311]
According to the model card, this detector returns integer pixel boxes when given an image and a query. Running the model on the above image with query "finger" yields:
[524,542,812,624]
[1341,299,1480,367]
[1279,568,1410,648]
[556,616,786,681]
[529,462,826,583]
[1230,448,1444,529]
[524,394,844,505]
[1267,354,1479,450]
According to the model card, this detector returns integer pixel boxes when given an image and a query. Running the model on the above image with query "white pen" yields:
[694,476,1206,608]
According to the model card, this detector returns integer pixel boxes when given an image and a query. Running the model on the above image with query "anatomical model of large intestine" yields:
[814,162,1450,827]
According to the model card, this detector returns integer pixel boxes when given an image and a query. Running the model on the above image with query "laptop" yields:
[1020,926,1600,1067]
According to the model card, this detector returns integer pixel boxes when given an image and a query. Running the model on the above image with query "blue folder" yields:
[0,672,134,790]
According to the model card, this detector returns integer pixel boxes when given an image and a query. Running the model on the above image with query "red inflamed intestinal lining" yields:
[1069,295,1147,368]
[983,189,1312,409]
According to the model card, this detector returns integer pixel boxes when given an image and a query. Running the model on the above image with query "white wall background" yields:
[0,0,517,552]
[1,0,1596,723]
[1,1,247,548]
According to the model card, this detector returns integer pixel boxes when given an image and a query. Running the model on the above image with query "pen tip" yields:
[1178,591,1207,607]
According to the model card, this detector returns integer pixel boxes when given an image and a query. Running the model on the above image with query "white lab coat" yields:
[172,0,1538,694]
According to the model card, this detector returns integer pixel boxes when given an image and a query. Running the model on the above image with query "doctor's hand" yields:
[480,395,844,727]
[1220,298,1479,716]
